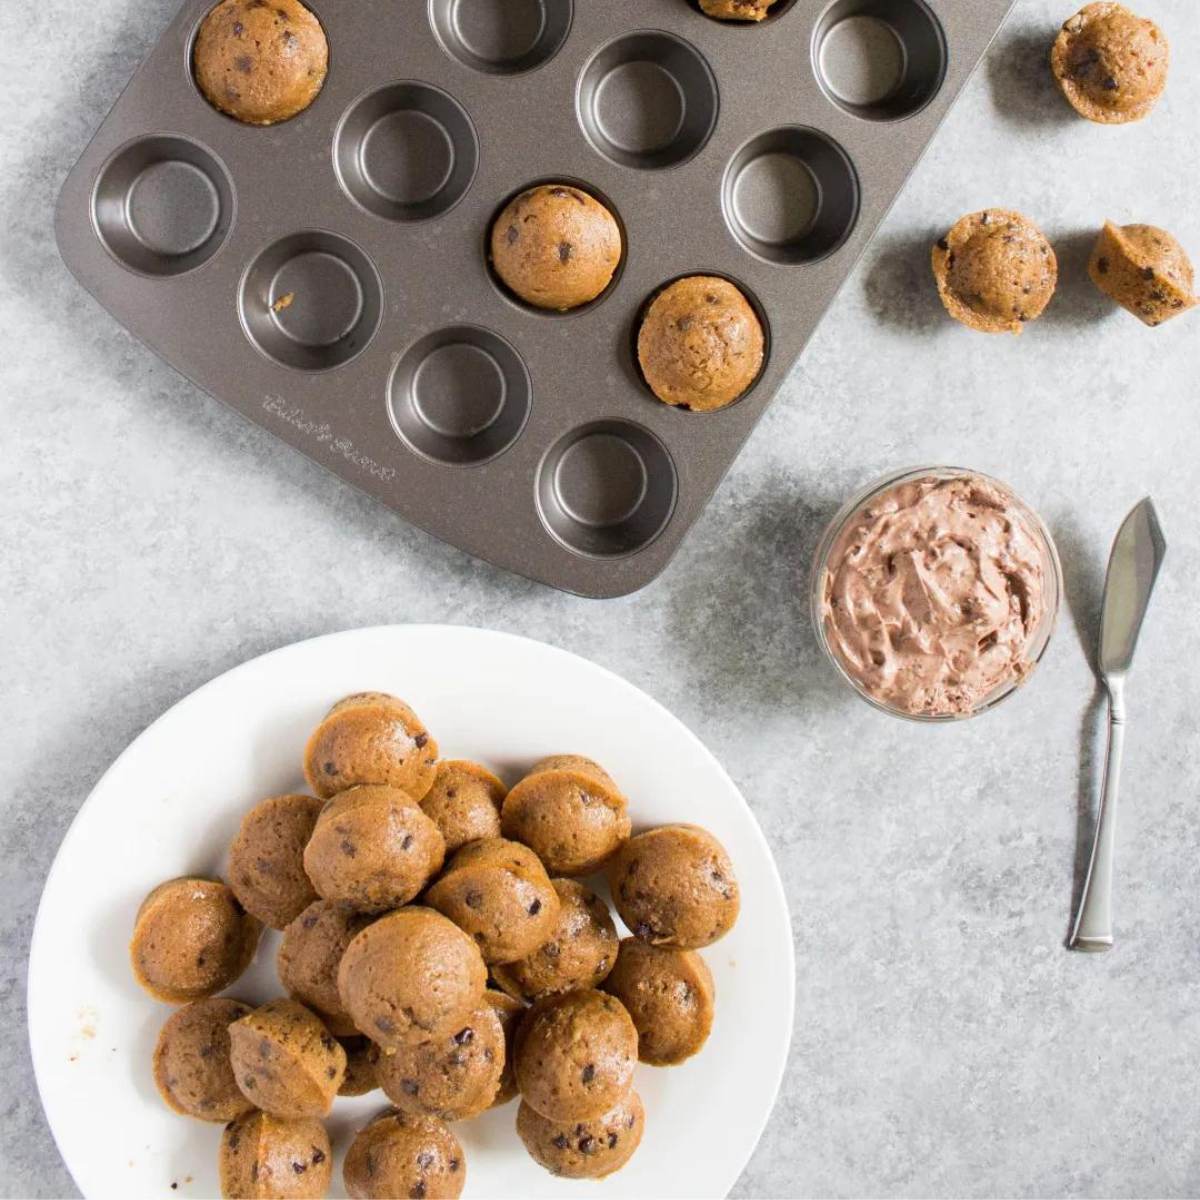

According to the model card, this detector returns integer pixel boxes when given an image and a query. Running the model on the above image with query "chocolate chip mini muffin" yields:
[607,824,739,948]
[131,877,262,1004]
[932,210,1057,335]
[516,1091,645,1180]
[376,998,506,1121]
[337,907,487,1053]
[227,794,323,929]
[229,998,346,1119]
[193,0,329,127]
[602,938,715,1065]
[219,1110,331,1200]
[1051,3,1168,124]
[501,756,631,876]
[492,879,618,1002]
[1088,221,1197,327]
[698,0,778,20]
[278,900,373,1036]
[338,1036,379,1097]
[514,989,638,1122]
[484,990,525,1107]
[420,760,506,855]
[425,838,560,965]
[153,997,255,1122]
[490,184,623,311]
[304,692,438,801]
[343,1110,465,1200]
[637,275,765,412]
[303,785,445,912]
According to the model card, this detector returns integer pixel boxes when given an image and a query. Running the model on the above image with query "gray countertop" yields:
[3,1,1199,1196]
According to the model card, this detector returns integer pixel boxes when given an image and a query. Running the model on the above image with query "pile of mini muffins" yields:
[932,2,1195,336]
[130,692,740,1199]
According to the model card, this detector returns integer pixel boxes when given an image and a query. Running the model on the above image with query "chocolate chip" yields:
[677,315,692,332]
[234,54,254,73]
[242,1075,256,1089]
[326,1065,336,1078]
[506,224,518,245]
[1142,266,1155,281]
[340,839,357,857]
[292,1161,307,1174]
[581,1064,595,1083]
[528,899,542,916]
[402,1078,420,1096]
[633,922,653,939]
[449,1158,460,1172]
[558,242,573,264]
[415,732,429,748]
[579,1136,597,1153]
[375,1016,395,1034]
[552,1134,569,1150]
[465,890,483,909]
[417,1152,435,1169]
[196,954,207,967]
[1102,75,1118,90]
[232,20,244,33]
[543,941,561,959]
[282,30,297,47]
[550,187,569,198]
[936,237,949,252]
[312,1149,326,1165]
[609,1132,619,1148]
[453,1027,474,1045]
[402,834,414,850]
[627,1114,636,1128]
[1097,256,1109,275]
[323,761,337,774]
[411,1185,426,1200]
[980,211,990,225]
[276,6,290,18]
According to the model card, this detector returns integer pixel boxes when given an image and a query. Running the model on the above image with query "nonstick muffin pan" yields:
[56,0,1015,598]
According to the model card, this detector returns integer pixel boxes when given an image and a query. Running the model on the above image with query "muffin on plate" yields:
[277,899,373,1036]
[343,1110,465,1200]
[218,1110,331,1199]
[517,1090,645,1179]
[227,793,323,929]
[153,997,254,1122]
[420,760,506,855]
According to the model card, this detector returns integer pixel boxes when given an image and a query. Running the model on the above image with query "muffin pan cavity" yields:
[429,0,573,75]
[813,0,947,120]
[239,232,382,371]
[92,136,232,277]
[722,127,859,264]
[388,325,531,466]
[335,83,477,222]
[577,32,718,171]
[538,422,677,559]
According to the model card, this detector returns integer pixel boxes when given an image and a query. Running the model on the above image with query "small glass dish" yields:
[809,466,1063,722]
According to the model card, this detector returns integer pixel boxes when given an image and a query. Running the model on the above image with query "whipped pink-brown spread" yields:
[820,474,1052,717]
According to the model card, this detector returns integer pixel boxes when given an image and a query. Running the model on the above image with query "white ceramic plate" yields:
[29,626,794,1199]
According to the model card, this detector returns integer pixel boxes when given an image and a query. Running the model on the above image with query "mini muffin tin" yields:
[56,0,1015,597]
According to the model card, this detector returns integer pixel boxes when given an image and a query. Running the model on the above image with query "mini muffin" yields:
[602,938,715,1065]
[130,877,262,1004]
[698,0,778,19]
[227,794,323,929]
[338,1036,379,1097]
[153,997,255,1122]
[517,1091,645,1180]
[303,785,445,912]
[420,760,506,855]
[219,1110,331,1200]
[229,999,346,1119]
[637,275,765,412]
[492,879,618,1002]
[932,210,1057,335]
[514,989,638,1122]
[278,900,373,1036]
[491,184,622,311]
[425,838,559,964]
[1088,221,1197,327]
[607,824,739,948]
[304,692,438,801]
[485,990,525,1107]
[501,756,630,876]
[376,998,506,1121]
[337,908,487,1053]
[343,1110,465,1200]
[193,0,329,127]
[1051,3,1168,124]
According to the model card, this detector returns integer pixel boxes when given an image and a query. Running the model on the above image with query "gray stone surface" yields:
[2,1,1198,1196]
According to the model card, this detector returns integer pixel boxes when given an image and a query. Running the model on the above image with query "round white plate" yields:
[29,625,794,1199]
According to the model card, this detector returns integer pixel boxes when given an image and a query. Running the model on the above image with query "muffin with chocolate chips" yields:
[278,899,373,1036]
[304,692,439,801]
[1051,3,1168,124]
[607,824,740,949]
[420,760,506,855]
[425,838,560,964]
[227,793,323,929]
[219,1110,332,1200]
[343,1110,465,1200]
[514,989,638,1122]
[228,998,346,1119]
[193,0,328,127]
[490,184,622,311]
[517,1090,645,1180]
[303,785,445,912]
[153,997,255,1122]
[698,0,779,21]
[1088,220,1197,326]
[376,998,507,1121]
[492,879,618,1002]
[932,210,1057,335]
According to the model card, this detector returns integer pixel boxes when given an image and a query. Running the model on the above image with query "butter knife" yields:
[1069,497,1166,951]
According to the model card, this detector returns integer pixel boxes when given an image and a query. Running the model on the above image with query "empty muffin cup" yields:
[429,0,573,75]
[388,325,531,465]
[335,83,478,222]
[577,32,719,170]
[722,126,859,264]
[813,0,947,120]
[239,231,383,371]
[92,136,234,277]
[537,421,677,558]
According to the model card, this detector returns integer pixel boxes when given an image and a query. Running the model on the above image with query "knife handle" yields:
[1070,689,1126,952]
